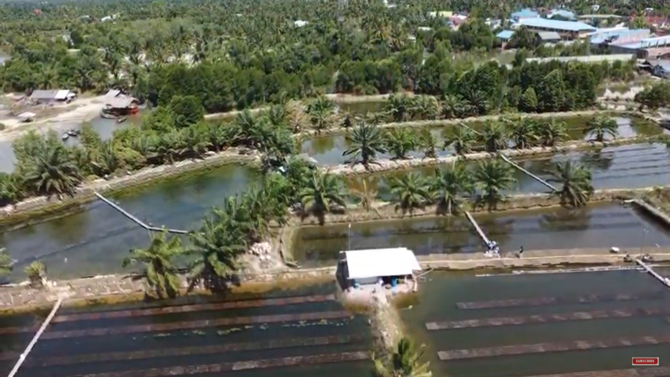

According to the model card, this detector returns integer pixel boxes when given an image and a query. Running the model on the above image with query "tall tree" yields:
[343,122,386,166]
[546,160,594,207]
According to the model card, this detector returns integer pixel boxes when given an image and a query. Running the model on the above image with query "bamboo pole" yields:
[8,297,63,377]
[464,211,490,245]
[498,154,557,192]
[94,192,189,235]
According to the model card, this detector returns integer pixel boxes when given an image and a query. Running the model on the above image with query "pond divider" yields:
[7,298,63,377]
[438,334,670,360]
[455,291,665,310]
[518,367,670,377]
[40,311,350,339]
[635,259,670,287]
[464,211,490,246]
[426,307,670,330]
[28,334,367,367]
[498,153,557,192]
[93,192,189,235]
[52,294,337,323]
[66,351,369,377]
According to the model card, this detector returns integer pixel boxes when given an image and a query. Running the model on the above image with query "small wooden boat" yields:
[61,132,69,141]
[67,129,81,137]
[117,116,127,124]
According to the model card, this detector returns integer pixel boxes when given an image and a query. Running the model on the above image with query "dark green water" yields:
[0,283,372,377]
[299,117,660,166]
[293,203,670,266]
[401,270,670,377]
[346,143,670,201]
[0,164,258,280]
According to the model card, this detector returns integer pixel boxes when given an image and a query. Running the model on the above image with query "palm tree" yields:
[444,126,475,155]
[373,337,432,377]
[299,171,346,223]
[538,118,568,147]
[188,208,247,291]
[24,261,47,289]
[586,116,618,142]
[441,95,466,119]
[418,130,439,159]
[430,163,474,215]
[386,94,412,122]
[0,248,12,276]
[474,159,517,209]
[23,139,82,197]
[343,122,386,166]
[509,119,538,149]
[385,128,416,159]
[480,121,508,153]
[546,160,594,207]
[122,232,184,299]
[389,172,431,214]
[307,96,336,133]
[349,175,380,217]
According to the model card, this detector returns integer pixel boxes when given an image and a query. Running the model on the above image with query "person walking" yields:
[517,246,524,258]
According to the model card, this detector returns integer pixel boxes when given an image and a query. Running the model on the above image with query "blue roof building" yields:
[511,8,539,22]
[518,18,597,35]
[496,30,515,41]
[589,28,651,45]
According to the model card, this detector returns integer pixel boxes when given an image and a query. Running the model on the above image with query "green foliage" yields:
[389,172,431,214]
[24,261,46,289]
[373,337,432,377]
[474,159,517,208]
[0,248,12,276]
[585,116,618,142]
[635,82,670,111]
[299,171,346,223]
[546,160,594,207]
[343,122,386,166]
[122,232,184,299]
[168,95,205,128]
[429,163,474,215]
[384,128,416,159]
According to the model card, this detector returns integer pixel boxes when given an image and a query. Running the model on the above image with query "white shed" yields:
[344,248,421,285]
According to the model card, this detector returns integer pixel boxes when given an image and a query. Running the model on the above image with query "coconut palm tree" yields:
[444,126,475,155]
[0,248,12,276]
[546,160,594,207]
[349,175,380,217]
[385,128,416,159]
[389,172,431,214]
[480,121,508,153]
[474,159,517,209]
[23,138,82,197]
[430,163,475,215]
[122,232,184,299]
[307,96,336,133]
[386,94,412,122]
[299,171,346,223]
[373,337,432,377]
[509,119,538,149]
[24,261,47,289]
[586,116,618,142]
[441,95,467,119]
[538,118,569,147]
[418,130,439,159]
[343,122,386,166]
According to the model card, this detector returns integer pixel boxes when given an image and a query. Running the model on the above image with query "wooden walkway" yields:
[636,259,670,287]
[499,153,557,192]
[455,291,665,310]
[464,211,490,245]
[438,334,670,360]
[426,307,670,330]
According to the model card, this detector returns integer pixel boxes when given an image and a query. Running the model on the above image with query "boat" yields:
[67,129,81,137]
[61,132,69,141]
[117,116,127,124]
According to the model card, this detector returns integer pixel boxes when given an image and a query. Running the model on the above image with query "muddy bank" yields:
[0,149,260,227]
[327,136,656,176]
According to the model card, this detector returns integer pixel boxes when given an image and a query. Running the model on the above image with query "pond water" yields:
[292,203,670,266]
[0,164,258,281]
[401,269,670,377]
[345,143,670,200]
[0,283,372,377]
[0,115,142,173]
[299,117,660,166]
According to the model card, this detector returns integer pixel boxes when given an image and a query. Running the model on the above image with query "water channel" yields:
[0,282,372,377]
[293,203,670,266]
[401,269,670,377]
[299,116,660,166]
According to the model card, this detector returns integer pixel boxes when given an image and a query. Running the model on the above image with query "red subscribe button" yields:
[632,357,659,366]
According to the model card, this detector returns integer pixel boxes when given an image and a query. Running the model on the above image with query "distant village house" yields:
[28,89,76,104]
[104,89,138,115]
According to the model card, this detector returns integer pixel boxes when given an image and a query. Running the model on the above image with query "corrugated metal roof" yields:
[519,18,597,32]
[30,90,59,100]
[537,31,561,40]
[526,54,634,64]
[106,96,138,108]
[512,8,539,19]
[590,29,651,45]
[497,30,515,40]
[345,248,421,280]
